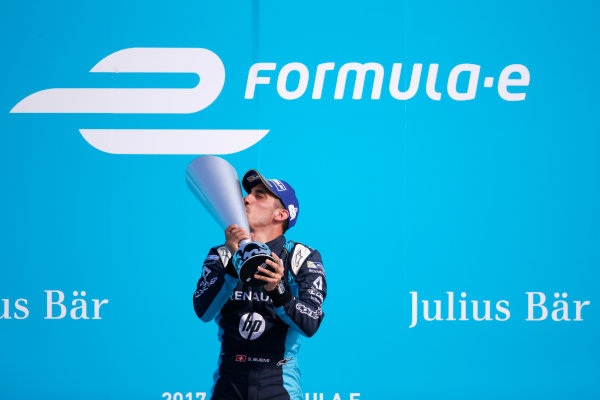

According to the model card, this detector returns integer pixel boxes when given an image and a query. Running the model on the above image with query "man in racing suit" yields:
[193,169,327,400]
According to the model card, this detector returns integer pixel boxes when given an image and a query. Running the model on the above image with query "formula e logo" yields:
[239,312,265,340]
[10,48,268,155]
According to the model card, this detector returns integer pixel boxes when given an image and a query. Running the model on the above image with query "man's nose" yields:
[244,195,251,205]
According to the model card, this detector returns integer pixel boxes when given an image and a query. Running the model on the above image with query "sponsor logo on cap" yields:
[288,204,298,220]
[270,179,287,191]
[247,174,260,182]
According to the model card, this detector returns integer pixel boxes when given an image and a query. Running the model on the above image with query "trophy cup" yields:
[185,155,275,286]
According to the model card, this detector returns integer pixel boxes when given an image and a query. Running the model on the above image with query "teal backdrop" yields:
[1,1,599,399]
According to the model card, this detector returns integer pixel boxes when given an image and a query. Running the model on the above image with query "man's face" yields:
[244,183,282,231]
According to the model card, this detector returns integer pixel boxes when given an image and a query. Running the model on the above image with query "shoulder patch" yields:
[290,243,311,275]
[307,261,324,271]
[216,246,232,267]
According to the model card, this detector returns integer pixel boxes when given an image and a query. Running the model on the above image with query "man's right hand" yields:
[225,224,251,254]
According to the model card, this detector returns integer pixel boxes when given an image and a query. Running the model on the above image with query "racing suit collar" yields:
[266,235,286,254]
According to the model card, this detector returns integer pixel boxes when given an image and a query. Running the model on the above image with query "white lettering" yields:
[45,290,67,320]
[312,63,335,99]
[446,291,455,321]
[71,298,89,320]
[551,300,570,321]
[423,300,442,321]
[277,63,309,100]
[495,300,510,321]
[426,64,442,100]
[574,300,590,321]
[389,63,422,100]
[335,63,384,99]
[1,299,10,320]
[92,299,109,320]
[245,63,277,99]
[526,292,548,321]
[447,64,480,101]
[498,64,530,101]
[409,291,418,328]
[472,300,492,321]
[459,292,468,320]
[14,299,29,319]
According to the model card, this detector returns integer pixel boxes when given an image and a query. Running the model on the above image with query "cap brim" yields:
[242,169,282,202]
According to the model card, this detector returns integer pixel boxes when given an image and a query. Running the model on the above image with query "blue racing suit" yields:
[193,235,327,400]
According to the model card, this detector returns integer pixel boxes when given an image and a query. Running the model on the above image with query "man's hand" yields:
[255,252,285,292]
[224,224,251,254]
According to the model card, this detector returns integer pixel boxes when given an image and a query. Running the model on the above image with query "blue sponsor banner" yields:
[1,1,599,399]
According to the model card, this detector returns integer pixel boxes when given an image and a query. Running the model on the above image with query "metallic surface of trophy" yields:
[185,155,274,286]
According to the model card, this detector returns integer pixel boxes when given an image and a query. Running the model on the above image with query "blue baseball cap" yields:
[242,169,299,229]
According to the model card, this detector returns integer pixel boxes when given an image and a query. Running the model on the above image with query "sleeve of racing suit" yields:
[267,249,327,337]
[193,247,239,322]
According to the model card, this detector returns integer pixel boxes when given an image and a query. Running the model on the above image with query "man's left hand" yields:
[255,252,284,292]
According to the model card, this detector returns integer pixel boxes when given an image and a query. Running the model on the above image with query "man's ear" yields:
[274,207,289,223]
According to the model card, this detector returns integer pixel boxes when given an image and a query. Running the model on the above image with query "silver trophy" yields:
[185,155,275,286]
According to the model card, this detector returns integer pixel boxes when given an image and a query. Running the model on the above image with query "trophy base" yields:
[233,241,275,287]
[239,254,276,286]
